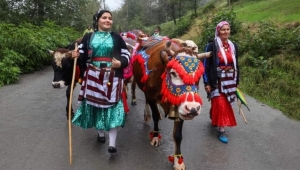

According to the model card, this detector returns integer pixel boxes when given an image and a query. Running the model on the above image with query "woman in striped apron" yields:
[71,10,130,154]
[203,21,240,144]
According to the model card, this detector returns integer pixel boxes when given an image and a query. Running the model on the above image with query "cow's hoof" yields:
[168,155,185,170]
[150,132,161,146]
[150,137,161,146]
[174,162,185,170]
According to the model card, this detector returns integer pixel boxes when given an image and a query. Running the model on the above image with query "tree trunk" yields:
[171,2,176,25]
[194,0,197,16]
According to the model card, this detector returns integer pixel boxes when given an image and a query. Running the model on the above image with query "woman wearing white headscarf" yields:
[203,21,239,144]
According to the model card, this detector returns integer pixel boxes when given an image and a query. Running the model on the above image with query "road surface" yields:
[0,66,299,170]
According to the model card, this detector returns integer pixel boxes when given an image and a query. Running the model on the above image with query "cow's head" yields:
[49,48,72,88]
[49,38,82,88]
[172,38,199,53]
[161,42,204,120]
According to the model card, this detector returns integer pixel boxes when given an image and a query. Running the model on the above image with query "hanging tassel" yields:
[168,155,174,163]
[187,93,193,102]
[168,154,184,164]
[178,156,184,164]
[150,131,162,140]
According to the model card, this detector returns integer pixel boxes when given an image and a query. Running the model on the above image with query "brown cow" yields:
[132,38,211,169]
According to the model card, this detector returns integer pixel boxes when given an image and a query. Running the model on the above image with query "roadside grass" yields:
[233,0,300,23]
[176,0,300,120]
[239,53,300,120]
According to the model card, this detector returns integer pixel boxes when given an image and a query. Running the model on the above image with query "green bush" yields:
[0,48,26,86]
[169,16,193,38]
[197,9,300,120]
[198,10,242,51]
[236,24,300,120]
[0,22,80,87]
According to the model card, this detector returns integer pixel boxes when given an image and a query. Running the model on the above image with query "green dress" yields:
[72,31,126,131]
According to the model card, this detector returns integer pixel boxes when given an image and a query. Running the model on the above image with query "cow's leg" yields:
[65,85,74,120]
[169,119,185,170]
[123,82,128,99]
[148,100,161,146]
[144,103,151,122]
[131,77,137,105]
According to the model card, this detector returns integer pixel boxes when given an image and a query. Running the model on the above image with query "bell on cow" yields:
[168,105,178,120]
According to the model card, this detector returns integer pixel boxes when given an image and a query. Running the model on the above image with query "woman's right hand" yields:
[71,42,79,58]
[71,50,79,58]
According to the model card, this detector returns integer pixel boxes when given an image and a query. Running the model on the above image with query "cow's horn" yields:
[169,49,175,57]
[171,38,185,46]
[164,41,175,56]
[197,52,212,59]
[48,50,54,54]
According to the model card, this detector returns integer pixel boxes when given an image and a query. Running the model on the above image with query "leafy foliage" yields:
[194,6,300,120]
[168,15,193,38]
[0,22,80,87]
[0,48,25,86]
[198,9,242,50]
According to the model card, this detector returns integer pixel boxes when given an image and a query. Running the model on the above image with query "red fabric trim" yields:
[167,59,205,84]
[160,72,203,105]
[75,66,80,82]
[127,32,136,40]
[92,57,112,62]
[132,53,149,84]
[122,91,129,113]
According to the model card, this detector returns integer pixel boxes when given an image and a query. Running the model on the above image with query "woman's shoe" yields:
[97,134,106,143]
[108,146,117,154]
[218,131,228,144]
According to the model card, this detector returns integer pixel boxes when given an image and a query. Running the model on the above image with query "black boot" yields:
[108,146,117,154]
[97,134,106,143]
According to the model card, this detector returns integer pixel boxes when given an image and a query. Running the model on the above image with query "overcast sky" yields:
[106,0,123,11]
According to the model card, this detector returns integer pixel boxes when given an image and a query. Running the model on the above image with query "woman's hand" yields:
[112,57,121,68]
[205,85,211,93]
[71,50,79,58]
[71,43,79,58]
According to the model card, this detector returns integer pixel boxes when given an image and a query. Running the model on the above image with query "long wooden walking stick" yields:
[237,99,247,124]
[68,42,78,165]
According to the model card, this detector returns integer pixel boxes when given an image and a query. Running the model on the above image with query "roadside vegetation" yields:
[0,22,80,86]
[161,0,300,120]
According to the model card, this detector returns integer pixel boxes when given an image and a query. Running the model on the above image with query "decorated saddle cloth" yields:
[78,64,123,108]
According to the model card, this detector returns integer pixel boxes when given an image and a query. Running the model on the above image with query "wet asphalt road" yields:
[0,66,300,170]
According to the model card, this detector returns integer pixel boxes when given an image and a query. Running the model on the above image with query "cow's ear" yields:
[48,50,54,55]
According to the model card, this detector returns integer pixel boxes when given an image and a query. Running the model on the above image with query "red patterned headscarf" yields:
[215,21,230,38]
[214,21,236,69]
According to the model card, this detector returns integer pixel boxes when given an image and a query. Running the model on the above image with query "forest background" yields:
[0,0,299,120]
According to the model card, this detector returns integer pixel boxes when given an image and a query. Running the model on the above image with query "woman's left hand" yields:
[112,57,121,68]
